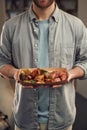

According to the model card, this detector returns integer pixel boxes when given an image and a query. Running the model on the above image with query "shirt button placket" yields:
[34,102,37,107]
[33,89,38,108]
[33,22,38,67]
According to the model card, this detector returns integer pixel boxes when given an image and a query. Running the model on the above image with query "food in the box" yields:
[19,68,68,86]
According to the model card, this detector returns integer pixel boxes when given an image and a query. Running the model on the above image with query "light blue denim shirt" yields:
[0,5,87,130]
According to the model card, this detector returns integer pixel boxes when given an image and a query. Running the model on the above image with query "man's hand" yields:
[14,69,34,88]
[52,67,84,88]
[13,69,20,81]
[67,67,85,82]
[51,69,68,88]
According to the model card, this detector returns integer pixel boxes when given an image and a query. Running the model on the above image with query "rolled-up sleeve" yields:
[74,20,87,79]
[0,22,12,68]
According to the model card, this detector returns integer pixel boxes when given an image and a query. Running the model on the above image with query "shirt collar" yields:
[28,4,60,23]
[52,4,60,22]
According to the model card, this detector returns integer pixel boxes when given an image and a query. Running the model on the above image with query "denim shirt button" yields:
[34,29,37,32]
[34,89,37,91]
[34,44,38,47]
[34,102,37,106]
[34,59,38,62]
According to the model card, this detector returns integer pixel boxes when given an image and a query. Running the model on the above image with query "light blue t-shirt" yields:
[37,20,49,123]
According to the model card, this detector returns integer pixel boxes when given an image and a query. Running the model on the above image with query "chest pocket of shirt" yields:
[61,46,75,69]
